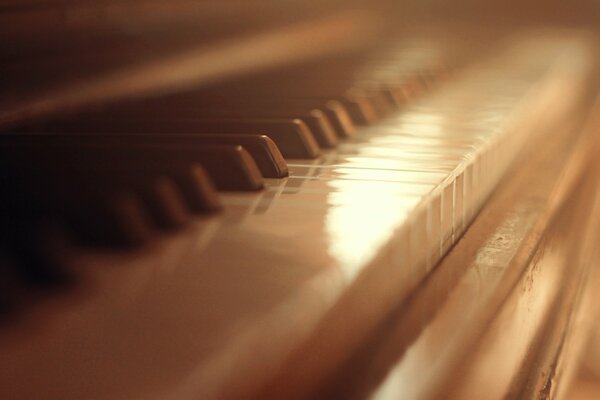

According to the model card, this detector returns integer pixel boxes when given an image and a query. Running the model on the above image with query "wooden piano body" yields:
[1,1,600,399]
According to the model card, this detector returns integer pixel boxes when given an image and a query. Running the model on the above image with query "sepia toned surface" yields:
[1,2,600,399]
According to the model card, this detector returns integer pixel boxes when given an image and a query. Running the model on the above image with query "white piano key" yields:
[288,165,449,185]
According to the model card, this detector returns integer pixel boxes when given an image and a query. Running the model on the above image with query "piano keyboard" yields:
[0,36,593,399]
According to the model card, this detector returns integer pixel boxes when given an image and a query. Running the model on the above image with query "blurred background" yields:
[1,0,599,129]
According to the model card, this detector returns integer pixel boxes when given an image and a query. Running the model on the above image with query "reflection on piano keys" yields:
[2,23,599,399]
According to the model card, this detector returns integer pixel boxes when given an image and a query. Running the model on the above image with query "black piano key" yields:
[102,161,222,214]
[0,225,74,288]
[237,92,383,128]
[369,89,397,116]
[167,118,323,160]
[146,134,289,178]
[2,143,265,192]
[165,163,223,213]
[337,91,380,125]
[116,101,338,149]
[222,91,379,127]
[242,99,356,138]
[321,100,356,138]
[191,101,350,140]
[280,109,338,148]
[0,138,224,217]
[381,85,404,108]
[1,169,155,247]
[219,109,338,149]
[68,164,220,220]
[175,95,356,139]
[208,75,384,126]
[40,168,192,231]
[40,117,321,159]
[2,157,181,246]
[52,172,190,231]
[5,133,288,179]
[66,188,154,246]
[134,175,190,229]
[252,93,378,126]
[189,95,356,139]
[124,144,266,191]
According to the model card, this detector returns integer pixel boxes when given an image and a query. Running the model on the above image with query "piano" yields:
[1,1,600,399]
